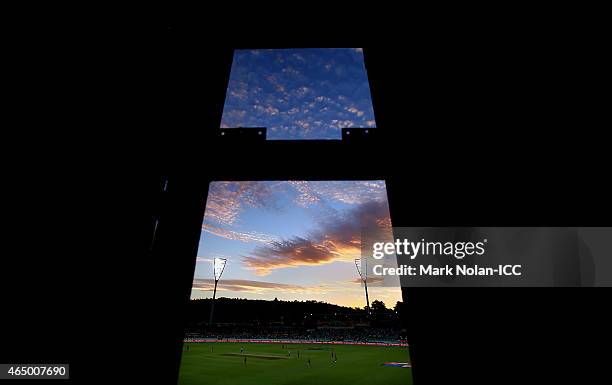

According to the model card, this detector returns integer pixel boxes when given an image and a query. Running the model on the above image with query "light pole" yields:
[209,257,227,325]
[355,258,370,315]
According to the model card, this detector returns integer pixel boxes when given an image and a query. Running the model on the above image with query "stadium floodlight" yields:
[209,257,227,325]
[355,258,370,315]
[213,257,227,281]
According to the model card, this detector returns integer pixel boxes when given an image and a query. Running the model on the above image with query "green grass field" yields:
[178,342,412,385]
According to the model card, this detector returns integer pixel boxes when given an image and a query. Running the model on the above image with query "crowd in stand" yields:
[185,324,405,343]
[309,327,402,343]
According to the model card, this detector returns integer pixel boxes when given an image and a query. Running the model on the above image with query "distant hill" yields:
[185,297,400,327]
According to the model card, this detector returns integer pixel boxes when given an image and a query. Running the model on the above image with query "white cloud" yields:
[202,223,280,244]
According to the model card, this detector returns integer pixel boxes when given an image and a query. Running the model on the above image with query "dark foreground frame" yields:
[146,27,610,385]
[153,43,418,383]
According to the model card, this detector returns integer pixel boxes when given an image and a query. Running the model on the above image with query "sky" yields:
[191,181,402,309]
[220,48,376,140]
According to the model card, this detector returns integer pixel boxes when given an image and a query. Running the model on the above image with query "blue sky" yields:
[191,181,402,308]
[221,48,376,140]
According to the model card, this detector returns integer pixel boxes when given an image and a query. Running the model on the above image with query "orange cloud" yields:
[192,278,315,293]
[242,200,392,275]
[349,277,385,284]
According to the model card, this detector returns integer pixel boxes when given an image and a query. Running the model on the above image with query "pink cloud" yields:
[192,278,313,293]
[242,200,392,275]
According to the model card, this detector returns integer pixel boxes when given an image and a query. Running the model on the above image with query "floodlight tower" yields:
[209,257,227,325]
[355,258,370,315]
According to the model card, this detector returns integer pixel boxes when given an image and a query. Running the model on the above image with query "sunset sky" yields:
[220,48,376,140]
[191,181,402,308]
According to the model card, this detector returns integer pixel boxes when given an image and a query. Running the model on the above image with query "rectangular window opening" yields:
[220,49,377,140]
[178,181,412,384]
